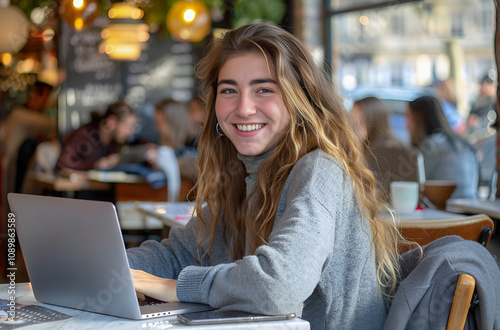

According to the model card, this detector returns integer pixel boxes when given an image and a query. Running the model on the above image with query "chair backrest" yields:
[447,273,476,330]
[398,213,494,253]
[384,235,500,330]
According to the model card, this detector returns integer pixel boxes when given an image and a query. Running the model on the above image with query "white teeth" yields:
[236,124,264,132]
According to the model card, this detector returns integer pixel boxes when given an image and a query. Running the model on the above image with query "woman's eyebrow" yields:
[217,79,237,86]
[250,78,278,85]
[217,78,278,86]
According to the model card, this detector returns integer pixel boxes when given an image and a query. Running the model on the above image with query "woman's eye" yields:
[258,88,272,93]
[219,88,235,94]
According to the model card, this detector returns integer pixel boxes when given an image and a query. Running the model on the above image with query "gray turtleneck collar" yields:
[237,149,275,195]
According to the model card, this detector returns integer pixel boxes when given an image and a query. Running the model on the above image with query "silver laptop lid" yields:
[7,193,211,319]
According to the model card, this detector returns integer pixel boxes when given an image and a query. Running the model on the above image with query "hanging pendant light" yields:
[59,0,100,31]
[166,0,211,42]
[0,2,30,54]
[99,3,149,61]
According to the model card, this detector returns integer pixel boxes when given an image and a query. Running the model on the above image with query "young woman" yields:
[351,96,406,149]
[406,95,479,199]
[128,22,402,329]
[153,98,196,152]
[350,97,414,201]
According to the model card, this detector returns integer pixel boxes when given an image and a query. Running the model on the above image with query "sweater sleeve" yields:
[127,206,230,279]
[176,152,346,315]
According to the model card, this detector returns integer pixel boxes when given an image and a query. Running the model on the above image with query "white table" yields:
[135,202,196,228]
[396,208,466,222]
[0,283,310,330]
[446,198,500,219]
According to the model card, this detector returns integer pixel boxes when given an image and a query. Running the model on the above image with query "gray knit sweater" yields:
[127,149,387,329]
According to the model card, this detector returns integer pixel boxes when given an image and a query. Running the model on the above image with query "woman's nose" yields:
[234,94,257,117]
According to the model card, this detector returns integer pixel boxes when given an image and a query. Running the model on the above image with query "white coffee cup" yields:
[390,181,419,213]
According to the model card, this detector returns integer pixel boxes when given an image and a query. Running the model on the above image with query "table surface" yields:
[0,283,309,330]
[446,198,500,219]
[137,203,467,228]
[87,170,145,183]
[135,202,196,228]
[396,207,466,222]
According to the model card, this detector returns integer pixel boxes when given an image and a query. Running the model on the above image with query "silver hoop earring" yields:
[216,123,225,136]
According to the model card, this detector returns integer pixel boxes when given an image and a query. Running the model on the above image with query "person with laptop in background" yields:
[127,22,405,329]
[54,99,137,202]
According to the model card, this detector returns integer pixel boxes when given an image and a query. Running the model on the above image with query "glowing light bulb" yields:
[73,0,84,9]
[183,9,196,22]
[74,18,83,30]
[166,0,211,42]
[359,15,369,25]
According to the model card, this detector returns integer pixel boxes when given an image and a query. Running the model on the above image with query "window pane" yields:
[328,0,496,144]
[329,0,495,101]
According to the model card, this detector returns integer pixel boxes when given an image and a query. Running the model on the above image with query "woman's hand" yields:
[94,153,120,169]
[130,269,179,302]
[143,144,158,164]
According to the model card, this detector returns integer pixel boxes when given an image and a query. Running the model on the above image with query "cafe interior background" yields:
[0,0,499,282]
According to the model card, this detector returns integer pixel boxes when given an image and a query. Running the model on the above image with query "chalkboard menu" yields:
[58,15,202,143]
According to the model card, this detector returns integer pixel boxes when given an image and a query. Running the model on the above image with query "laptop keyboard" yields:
[0,304,72,328]
[137,294,165,306]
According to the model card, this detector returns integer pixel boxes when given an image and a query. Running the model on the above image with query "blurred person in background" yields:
[350,96,406,150]
[406,95,478,199]
[467,75,497,135]
[0,81,57,194]
[55,99,137,202]
[153,98,197,155]
[56,99,137,172]
[141,98,199,201]
[350,96,412,201]
[466,75,497,192]
[145,98,199,182]
[435,78,466,134]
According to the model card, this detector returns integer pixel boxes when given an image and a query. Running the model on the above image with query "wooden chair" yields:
[447,273,475,330]
[387,235,498,330]
[398,213,495,253]
[398,214,494,329]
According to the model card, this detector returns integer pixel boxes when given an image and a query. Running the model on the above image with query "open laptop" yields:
[7,193,212,319]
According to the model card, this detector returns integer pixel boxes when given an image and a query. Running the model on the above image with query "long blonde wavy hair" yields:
[193,22,403,297]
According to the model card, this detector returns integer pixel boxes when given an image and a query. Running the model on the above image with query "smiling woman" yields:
[215,53,291,156]
[127,22,405,330]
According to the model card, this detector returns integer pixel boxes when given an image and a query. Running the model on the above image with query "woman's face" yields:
[215,52,291,156]
[350,104,367,140]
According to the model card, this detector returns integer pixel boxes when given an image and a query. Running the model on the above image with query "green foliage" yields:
[233,0,286,27]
